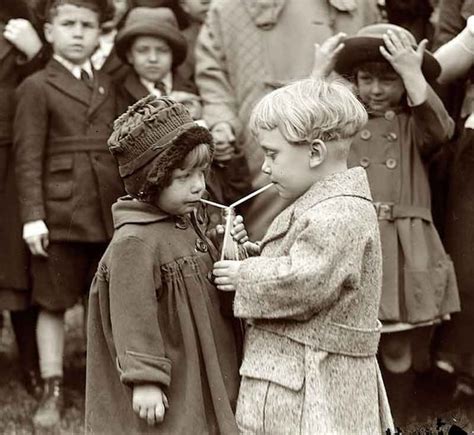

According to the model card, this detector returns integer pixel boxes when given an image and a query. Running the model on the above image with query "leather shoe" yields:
[33,376,64,429]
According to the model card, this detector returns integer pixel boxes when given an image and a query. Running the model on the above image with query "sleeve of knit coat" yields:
[410,85,455,159]
[194,4,243,136]
[233,208,364,320]
[108,237,172,387]
[14,76,48,223]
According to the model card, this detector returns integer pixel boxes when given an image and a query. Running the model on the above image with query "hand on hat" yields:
[3,19,43,60]
[311,32,346,79]
[380,30,428,81]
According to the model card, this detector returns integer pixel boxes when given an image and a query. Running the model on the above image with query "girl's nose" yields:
[191,172,205,193]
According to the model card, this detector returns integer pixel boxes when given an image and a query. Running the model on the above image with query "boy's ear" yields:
[308,139,327,168]
[44,22,53,44]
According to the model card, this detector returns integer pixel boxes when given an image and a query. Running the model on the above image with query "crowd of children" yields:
[1,0,474,432]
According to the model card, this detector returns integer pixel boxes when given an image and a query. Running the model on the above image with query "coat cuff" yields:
[21,205,46,224]
[117,351,172,387]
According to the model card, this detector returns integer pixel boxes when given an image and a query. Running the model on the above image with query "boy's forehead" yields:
[49,0,101,21]
[131,35,170,48]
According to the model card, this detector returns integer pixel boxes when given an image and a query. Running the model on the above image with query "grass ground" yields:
[0,305,473,434]
[0,306,85,434]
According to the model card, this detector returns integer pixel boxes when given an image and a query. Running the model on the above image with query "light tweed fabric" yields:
[234,168,394,434]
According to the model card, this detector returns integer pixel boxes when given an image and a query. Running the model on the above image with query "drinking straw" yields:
[229,183,274,208]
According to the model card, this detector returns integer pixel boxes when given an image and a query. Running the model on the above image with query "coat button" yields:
[384,110,396,121]
[386,132,398,142]
[195,238,208,253]
[360,129,371,140]
[359,157,370,168]
[386,158,398,169]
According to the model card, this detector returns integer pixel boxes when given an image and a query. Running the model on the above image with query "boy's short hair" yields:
[249,78,368,144]
[38,0,112,24]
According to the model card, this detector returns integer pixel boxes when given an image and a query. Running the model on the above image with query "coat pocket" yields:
[45,155,74,200]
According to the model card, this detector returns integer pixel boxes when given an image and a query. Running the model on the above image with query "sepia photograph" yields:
[0,0,473,433]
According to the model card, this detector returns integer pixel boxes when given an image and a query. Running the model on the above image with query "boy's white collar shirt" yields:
[91,29,117,70]
[140,73,173,97]
[53,54,94,80]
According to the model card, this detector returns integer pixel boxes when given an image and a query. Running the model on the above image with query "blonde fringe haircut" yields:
[249,78,368,158]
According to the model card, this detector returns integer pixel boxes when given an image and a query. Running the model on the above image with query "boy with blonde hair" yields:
[213,78,394,434]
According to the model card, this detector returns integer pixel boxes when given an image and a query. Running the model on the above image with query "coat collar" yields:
[123,71,149,101]
[261,167,372,246]
[112,196,170,229]
[46,58,111,117]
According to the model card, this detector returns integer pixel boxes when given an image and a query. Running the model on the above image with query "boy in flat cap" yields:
[14,0,124,428]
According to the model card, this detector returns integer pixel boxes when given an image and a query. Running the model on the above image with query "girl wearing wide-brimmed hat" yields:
[313,23,461,423]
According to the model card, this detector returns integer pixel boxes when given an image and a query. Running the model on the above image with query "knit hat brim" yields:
[115,21,187,67]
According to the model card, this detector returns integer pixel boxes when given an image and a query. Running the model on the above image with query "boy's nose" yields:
[148,50,159,62]
[370,80,381,93]
[261,159,271,175]
[72,23,85,38]
[191,173,205,193]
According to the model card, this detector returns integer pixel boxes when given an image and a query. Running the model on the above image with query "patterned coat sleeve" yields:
[194,5,243,136]
[234,208,366,321]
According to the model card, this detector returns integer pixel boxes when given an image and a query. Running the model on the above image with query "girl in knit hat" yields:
[85,95,240,434]
[313,24,460,425]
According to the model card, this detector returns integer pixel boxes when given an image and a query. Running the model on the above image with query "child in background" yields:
[313,24,460,423]
[114,6,199,116]
[14,0,124,428]
[86,95,240,434]
[0,0,44,400]
[213,78,394,434]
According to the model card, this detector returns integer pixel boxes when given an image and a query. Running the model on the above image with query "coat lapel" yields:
[123,71,149,102]
[88,69,111,118]
[46,59,90,107]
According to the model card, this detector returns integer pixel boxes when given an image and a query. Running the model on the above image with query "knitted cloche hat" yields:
[334,23,440,81]
[115,7,187,67]
[108,94,214,198]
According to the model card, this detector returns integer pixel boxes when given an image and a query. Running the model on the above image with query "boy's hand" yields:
[3,19,42,60]
[311,32,346,79]
[169,91,202,119]
[132,384,169,426]
[213,260,241,291]
[380,30,427,79]
[216,214,249,244]
[380,30,428,106]
[211,122,235,162]
[23,220,49,257]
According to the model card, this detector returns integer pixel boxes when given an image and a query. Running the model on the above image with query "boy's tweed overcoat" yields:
[14,59,124,242]
[233,168,394,434]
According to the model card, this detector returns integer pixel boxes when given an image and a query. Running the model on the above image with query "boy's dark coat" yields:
[117,68,196,114]
[14,58,124,242]
[0,29,47,293]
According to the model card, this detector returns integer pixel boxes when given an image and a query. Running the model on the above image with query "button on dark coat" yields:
[14,59,124,242]
[348,87,460,324]
[85,198,240,434]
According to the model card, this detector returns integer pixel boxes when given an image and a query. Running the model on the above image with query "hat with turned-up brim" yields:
[334,23,440,81]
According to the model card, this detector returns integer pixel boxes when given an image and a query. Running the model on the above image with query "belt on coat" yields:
[257,319,382,357]
[46,136,110,155]
[373,202,432,222]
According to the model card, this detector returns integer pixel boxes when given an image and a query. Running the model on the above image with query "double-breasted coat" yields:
[86,198,240,434]
[348,87,460,324]
[233,168,394,434]
[14,59,124,242]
